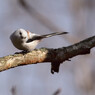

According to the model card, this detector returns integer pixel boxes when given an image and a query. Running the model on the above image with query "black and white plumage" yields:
[10,28,68,51]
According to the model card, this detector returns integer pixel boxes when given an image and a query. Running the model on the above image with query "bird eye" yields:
[19,32,26,39]
[19,32,22,35]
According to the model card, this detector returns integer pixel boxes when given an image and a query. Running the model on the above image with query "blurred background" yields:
[0,0,95,95]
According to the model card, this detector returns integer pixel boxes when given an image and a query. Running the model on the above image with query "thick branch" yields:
[0,35,95,72]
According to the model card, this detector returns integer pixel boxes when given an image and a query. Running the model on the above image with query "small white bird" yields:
[10,29,68,51]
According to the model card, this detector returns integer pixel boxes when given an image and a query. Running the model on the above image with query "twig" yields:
[53,88,61,95]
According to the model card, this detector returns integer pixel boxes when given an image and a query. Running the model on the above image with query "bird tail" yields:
[41,32,68,38]
[26,32,68,43]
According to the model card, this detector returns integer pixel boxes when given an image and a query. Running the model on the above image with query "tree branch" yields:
[0,35,95,73]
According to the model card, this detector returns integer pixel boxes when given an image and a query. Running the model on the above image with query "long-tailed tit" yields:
[10,28,68,51]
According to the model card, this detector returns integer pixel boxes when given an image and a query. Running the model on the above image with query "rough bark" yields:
[0,35,95,73]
